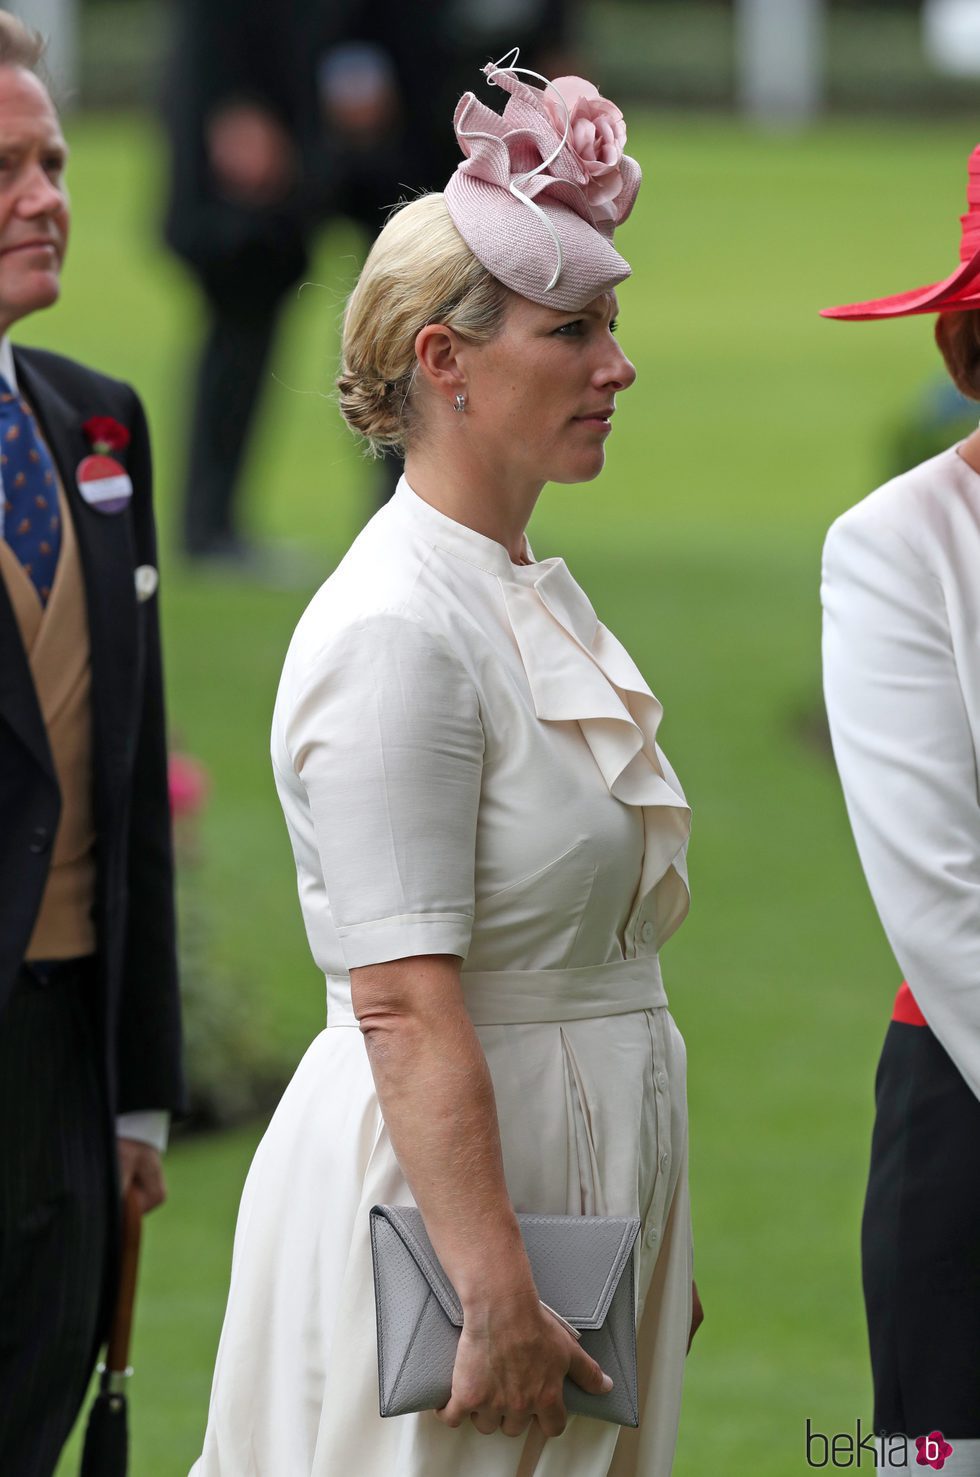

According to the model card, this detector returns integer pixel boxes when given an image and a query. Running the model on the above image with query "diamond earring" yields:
[453,392,467,413]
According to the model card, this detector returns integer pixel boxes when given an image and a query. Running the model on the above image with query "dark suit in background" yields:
[0,345,184,1476]
[0,37,183,1474]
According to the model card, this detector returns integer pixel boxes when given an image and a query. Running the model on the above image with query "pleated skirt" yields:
[190,1006,692,1477]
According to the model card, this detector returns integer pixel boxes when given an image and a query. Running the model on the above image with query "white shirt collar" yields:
[0,338,21,534]
[0,336,17,392]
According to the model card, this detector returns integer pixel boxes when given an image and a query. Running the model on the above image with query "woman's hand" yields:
[355,957,612,1435]
[436,1292,612,1438]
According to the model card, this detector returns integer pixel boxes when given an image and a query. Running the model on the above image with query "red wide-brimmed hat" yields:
[822,143,980,320]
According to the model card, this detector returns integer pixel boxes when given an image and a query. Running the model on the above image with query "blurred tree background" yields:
[22,0,977,1472]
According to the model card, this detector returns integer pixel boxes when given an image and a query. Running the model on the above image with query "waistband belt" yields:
[14,955,97,995]
[326,955,668,1029]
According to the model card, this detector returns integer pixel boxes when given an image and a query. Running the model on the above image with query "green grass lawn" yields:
[46,109,969,1474]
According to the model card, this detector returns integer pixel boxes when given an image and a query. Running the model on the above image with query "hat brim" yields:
[821,246,980,320]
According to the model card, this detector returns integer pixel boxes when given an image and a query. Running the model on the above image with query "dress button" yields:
[640,921,655,945]
[660,1151,670,1172]
[657,1071,668,1091]
[28,825,50,855]
[645,1225,659,1248]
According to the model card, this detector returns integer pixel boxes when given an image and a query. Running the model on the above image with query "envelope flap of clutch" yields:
[369,1207,639,1332]
[519,1214,640,1329]
[371,1205,464,1327]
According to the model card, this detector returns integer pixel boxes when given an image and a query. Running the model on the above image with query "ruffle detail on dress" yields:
[501,560,691,948]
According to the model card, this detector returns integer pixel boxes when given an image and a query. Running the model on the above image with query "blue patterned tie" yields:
[0,374,60,604]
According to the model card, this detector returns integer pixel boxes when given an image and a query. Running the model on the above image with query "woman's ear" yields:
[414,323,467,405]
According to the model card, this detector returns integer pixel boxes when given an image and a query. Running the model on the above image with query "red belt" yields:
[891,981,927,1027]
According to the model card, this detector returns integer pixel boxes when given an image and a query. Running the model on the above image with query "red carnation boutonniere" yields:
[82,415,131,456]
[77,416,134,515]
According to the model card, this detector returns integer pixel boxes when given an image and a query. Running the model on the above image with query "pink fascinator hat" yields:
[822,142,980,320]
[444,49,642,313]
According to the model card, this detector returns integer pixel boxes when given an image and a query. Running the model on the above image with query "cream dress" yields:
[190,479,694,1477]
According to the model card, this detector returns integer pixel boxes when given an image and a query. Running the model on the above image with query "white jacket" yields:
[821,444,980,1100]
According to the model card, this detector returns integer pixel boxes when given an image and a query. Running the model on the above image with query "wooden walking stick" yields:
[79,1184,144,1476]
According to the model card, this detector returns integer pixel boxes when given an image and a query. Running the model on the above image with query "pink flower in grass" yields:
[168,752,209,819]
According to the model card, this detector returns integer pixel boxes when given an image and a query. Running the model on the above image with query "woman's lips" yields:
[574,411,614,430]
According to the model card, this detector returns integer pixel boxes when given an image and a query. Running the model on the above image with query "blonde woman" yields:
[193,56,700,1477]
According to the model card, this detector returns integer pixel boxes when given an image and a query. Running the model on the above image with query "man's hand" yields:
[116,1138,167,1216]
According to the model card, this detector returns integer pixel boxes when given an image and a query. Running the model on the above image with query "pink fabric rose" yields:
[541,77,628,222]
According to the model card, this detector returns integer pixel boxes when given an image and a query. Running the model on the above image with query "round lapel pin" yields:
[76,453,133,515]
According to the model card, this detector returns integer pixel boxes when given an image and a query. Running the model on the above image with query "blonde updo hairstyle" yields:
[338,194,508,457]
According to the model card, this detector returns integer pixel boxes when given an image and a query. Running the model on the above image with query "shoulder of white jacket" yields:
[824,446,964,556]
[293,515,431,624]
[285,554,463,679]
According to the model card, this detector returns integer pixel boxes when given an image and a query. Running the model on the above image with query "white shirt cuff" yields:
[115,1110,170,1153]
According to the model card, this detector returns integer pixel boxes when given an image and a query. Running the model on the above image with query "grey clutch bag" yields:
[369,1205,641,1427]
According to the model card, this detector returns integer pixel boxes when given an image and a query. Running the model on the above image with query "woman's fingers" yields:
[533,1398,568,1439]
[437,1403,544,1438]
[566,1343,613,1396]
[471,1409,502,1436]
[436,1317,604,1437]
[434,1397,465,1428]
[437,1391,567,1439]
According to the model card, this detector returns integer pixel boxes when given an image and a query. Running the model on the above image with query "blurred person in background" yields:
[0,14,184,1476]
[191,52,700,1477]
[163,0,449,572]
[161,0,575,572]
[822,144,980,1476]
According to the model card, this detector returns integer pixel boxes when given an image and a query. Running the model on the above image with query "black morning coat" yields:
[0,345,185,1129]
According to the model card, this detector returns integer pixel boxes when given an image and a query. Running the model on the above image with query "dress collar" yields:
[391,475,540,578]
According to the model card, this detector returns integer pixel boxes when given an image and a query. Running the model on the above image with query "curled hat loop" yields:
[485,48,572,291]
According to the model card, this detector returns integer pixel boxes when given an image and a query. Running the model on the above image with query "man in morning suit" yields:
[0,16,184,1475]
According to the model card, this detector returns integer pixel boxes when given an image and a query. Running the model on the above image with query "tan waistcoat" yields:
[0,476,97,958]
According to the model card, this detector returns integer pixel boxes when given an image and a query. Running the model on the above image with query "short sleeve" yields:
[282,614,484,969]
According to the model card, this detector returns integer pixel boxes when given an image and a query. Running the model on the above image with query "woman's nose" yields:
[617,350,637,391]
[598,345,637,392]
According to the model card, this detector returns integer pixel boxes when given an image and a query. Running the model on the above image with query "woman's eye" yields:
[555,320,584,336]
[609,318,619,335]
